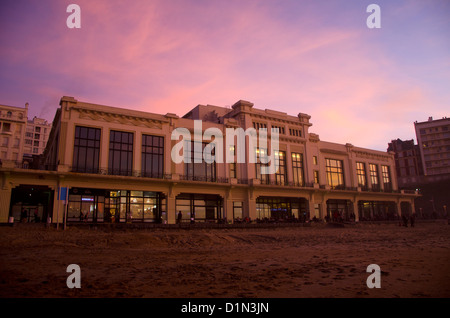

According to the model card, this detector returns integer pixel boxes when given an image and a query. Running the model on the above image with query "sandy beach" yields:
[0,221,449,298]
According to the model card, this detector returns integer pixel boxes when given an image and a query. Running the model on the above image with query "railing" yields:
[237,178,249,184]
[179,175,229,183]
[0,160,58,171]
[70,167,173,180]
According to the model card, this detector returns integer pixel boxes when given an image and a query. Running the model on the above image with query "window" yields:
[291,152,304,186]
[129,191,162,222]
[73,126,101,173]
[313,156,318,165]
[185,141,216,181]
[289,128,301,137]
[255,148,269,184]
[6,111,12,118]
[356,162,367,189]
[369,164,380,190]
[2,123,11,132]
[326,158,345,189]
[34,133,40,140]
[271,125,285,135]
[313,170,320,184]
[381,165,392,191]
[33,140,39,147]
[229,146,237,178]
[176,193,222,222]
[233,201,243,220]
[109,130,133,176]
[25,139,32,145]
[274,150,287,185]
[141,135,164,178]
[252,122,267,130]
[2,137,9,147]
[26,132,33,138]
[35,127,41,133]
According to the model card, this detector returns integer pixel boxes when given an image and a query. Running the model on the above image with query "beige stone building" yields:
[0,103,28,163]
[23,116,52,156]
[0,96,418,224]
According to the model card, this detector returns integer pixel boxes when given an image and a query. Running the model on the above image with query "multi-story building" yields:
[387,138,423,187]
[415,117,450,179]
[0,103,28,163]
[24,116,51,156]
[0,96,419,224]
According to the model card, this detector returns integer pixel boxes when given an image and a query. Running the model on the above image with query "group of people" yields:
[400,213,416,227]
[20,208,40,223]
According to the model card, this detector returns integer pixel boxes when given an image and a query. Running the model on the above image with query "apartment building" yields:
[387,138,423,187]
[414,117,450,178]
[0,103,28,163]
[0,96,418,224]
[24,116,51,156]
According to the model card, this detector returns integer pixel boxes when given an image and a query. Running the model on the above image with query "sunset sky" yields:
[1,0,449,151]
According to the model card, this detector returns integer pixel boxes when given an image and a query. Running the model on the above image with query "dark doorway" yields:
[9,185,54,223]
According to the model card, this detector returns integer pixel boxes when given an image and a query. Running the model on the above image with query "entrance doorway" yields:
[176,193,223,223]
[9,185,54,223]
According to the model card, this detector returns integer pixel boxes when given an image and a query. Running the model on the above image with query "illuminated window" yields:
[369,164,380,190]
[274,150,287,185]
[381,165,392,191]
[229,145,236,178]
[255,148,269,184]
[314,170,319,184]
[313,156,318,165]
[292,152,304,186]
[326,158,345,189]
[356,162,367,189]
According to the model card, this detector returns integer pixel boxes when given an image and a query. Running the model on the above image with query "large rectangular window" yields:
[381,165,392,191]
[369,164,380,190]
[356,162,367,189]
[142,135,164,178]
[291,152,304,186]
[73,126,101,173]
[274,150,287,185]
[326,158,345,189]
[185,142,216,181]
[109,130,133,176]
[255,148,269,185]
[233,201,243,221]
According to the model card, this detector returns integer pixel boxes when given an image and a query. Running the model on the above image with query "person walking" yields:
[410,213,416,227]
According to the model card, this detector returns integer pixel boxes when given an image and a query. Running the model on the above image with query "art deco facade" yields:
[0,96,419,224]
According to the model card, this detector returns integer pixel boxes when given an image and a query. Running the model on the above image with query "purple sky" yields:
[1,0,449,151]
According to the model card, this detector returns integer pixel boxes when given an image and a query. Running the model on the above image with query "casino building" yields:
[0,96,419,224]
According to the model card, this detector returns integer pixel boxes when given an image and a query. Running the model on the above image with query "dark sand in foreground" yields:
[0,221,449,298]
